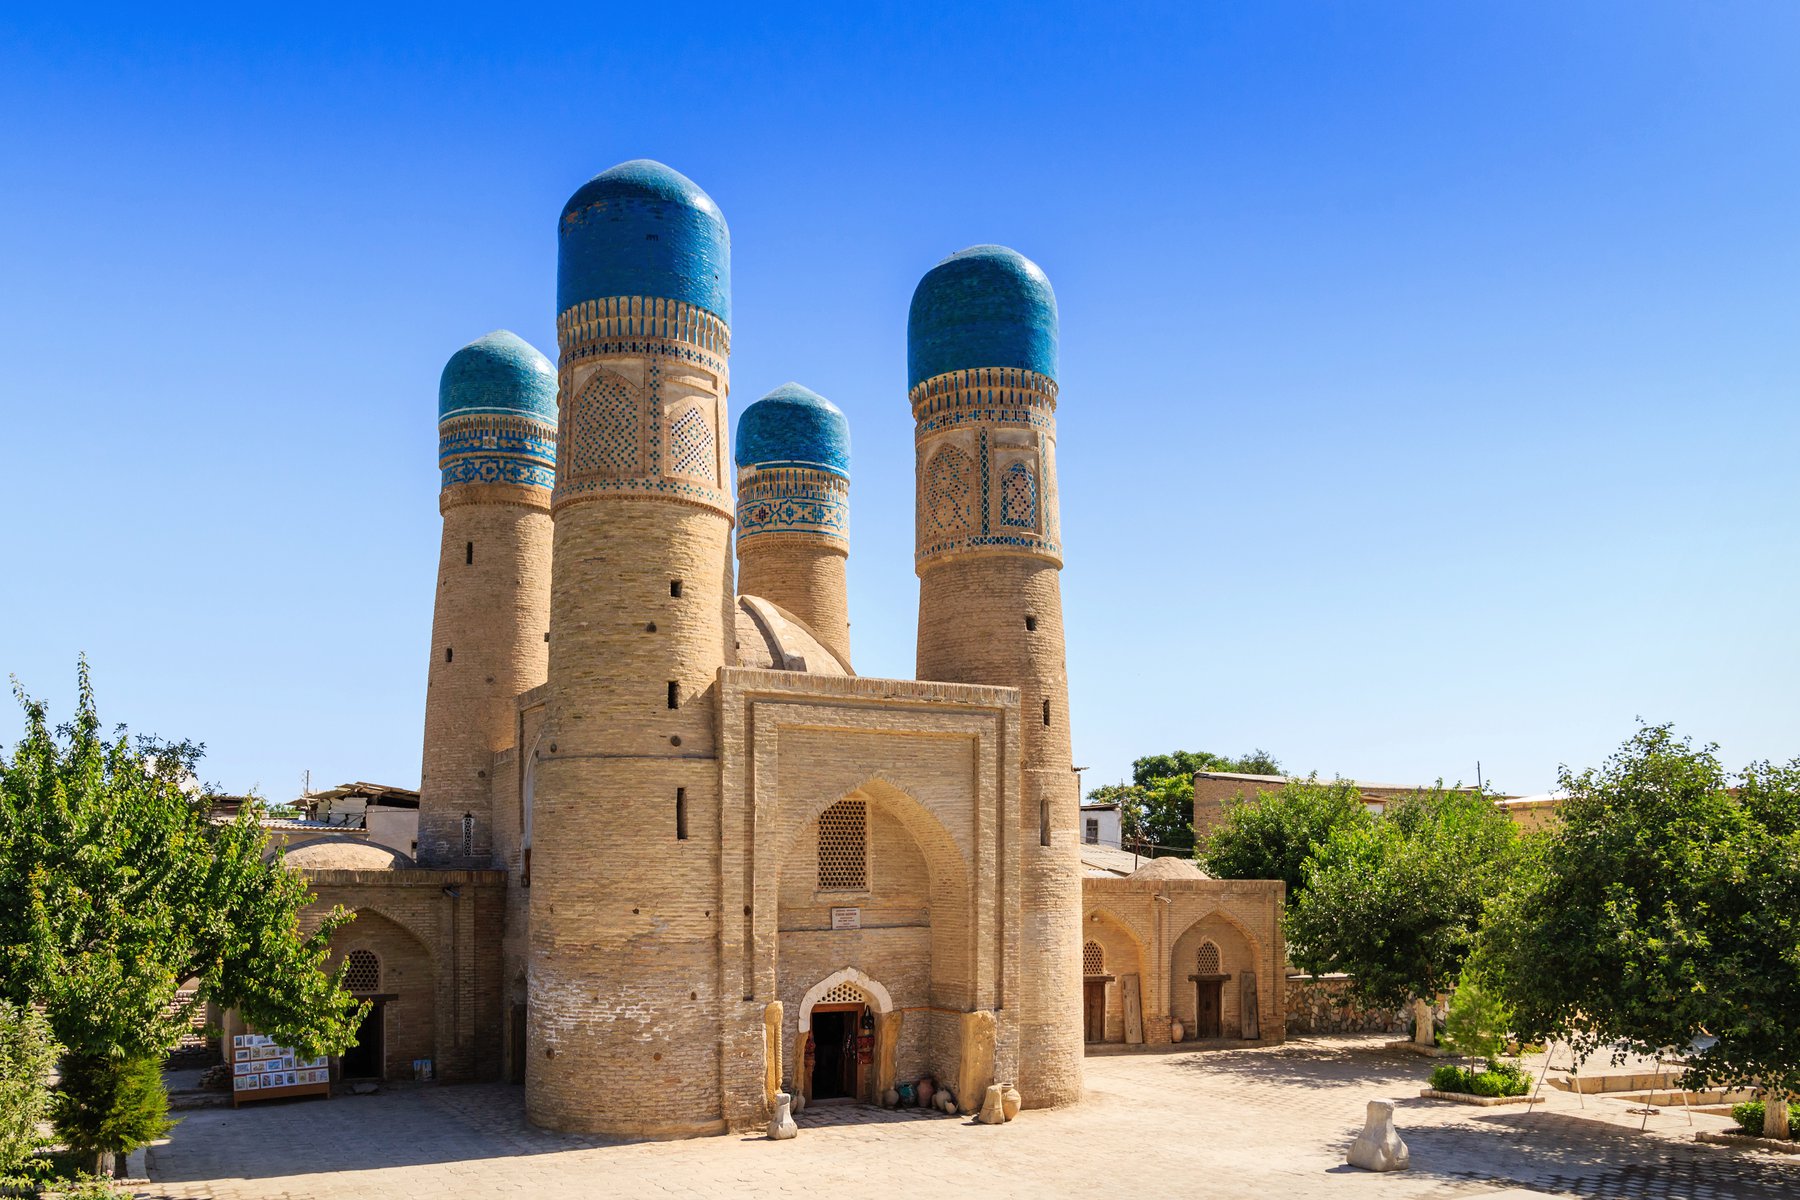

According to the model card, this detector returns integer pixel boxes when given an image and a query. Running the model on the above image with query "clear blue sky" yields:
[4,3,1795,799]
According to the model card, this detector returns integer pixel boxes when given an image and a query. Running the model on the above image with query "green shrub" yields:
[1428,1060,1530,1098]
[51,1053,173,1175]
[0,1001,59,1175]
[1731,1100,1800,1138]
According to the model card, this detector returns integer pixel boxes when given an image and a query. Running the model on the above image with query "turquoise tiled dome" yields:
[735,384,850,478]
[906,245,1057,389]
[557,159,731,323]
[437,331,557,423]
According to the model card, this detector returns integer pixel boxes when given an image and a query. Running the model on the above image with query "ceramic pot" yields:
[883,1088,899,1108]
[917,1077,935,1108]
[1001,1084,1022,1121]
[897,1083,915,1107]
[1170,1019,1185,1043]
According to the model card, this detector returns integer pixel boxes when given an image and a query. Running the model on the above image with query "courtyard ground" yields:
[142,1036,1799,1199]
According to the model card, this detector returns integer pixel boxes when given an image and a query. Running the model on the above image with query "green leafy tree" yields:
[1087,749,1283,853]
[0,1000,58,1176]
[1287,785,1519,1033]
[0,662,365,1172]
[1199,777,1370,904]
[1128,749,1281,788]
[1479,725,1800,1139]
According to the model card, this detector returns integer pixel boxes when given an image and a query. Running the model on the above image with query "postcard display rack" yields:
[231,1034,331,1106]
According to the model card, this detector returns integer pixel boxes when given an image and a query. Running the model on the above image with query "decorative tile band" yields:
[736,467,849,545]
[556,295,730,368]
[550,333,731,518]
[438,411,557,492]
[913,368,1061,568]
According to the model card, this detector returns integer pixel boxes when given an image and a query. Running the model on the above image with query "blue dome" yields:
[906,245,1057,389]
[558,159,731,323]
[438,331,557,423]
[735,383,850,478]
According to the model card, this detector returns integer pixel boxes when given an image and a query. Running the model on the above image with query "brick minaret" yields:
[734,383,852,668]
[528,160,735,1136]
[419,331,556,866]
[909,245,1082,1107]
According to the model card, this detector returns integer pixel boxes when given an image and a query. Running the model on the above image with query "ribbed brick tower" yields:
[734,383,852,667]
[419,331,557,866]
[909,246,1082,1107]
[528,160,735,1136]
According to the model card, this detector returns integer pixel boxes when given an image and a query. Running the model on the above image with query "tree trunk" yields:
[1765,1090,1791,1140]
[1412,998,1436,1047]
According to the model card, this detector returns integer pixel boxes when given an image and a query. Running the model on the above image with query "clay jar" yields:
[916,1077,936,1108]
[1001,1084,1022,1121]
[883,1087,899,1108]
[1170,1019,1185,1044]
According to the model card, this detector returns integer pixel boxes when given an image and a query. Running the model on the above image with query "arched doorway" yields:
[1082,907,1147,1044]
[796,971,892,1102]
[775,780,966,1105]
[1170,914,1259,1040]
[328,910,436,1081]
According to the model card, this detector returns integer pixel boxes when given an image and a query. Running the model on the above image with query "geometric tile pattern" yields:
[1000,461,1037,529]
[570,371,640,478]
[913,367,1061,565]
[438,412,557,491]
[736,468,848,545]
[552,295,732,516]
[667,406,714,481]
[925,444,973,536]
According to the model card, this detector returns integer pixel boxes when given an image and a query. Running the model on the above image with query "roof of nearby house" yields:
[1078,843,1146,878]
[1127,856,1210,881]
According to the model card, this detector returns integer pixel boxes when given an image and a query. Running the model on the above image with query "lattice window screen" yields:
[817,799,867,890]
[1083,941,1105,975]
[1196,941,1221,975]
[345,949,381,994]
[819,981,866,1006]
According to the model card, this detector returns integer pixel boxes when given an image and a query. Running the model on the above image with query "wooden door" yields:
[1121,974,1145,1044]
[1083,981,1107,1042]
[1196,979,1222,1039]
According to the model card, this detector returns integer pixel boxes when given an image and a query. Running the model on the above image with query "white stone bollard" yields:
[1346,1099,1409,1171]
[768,1091,798,1140]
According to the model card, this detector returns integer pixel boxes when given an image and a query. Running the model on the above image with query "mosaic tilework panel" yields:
[925,445,973,535]
[907,246,1057,389]
[736,468,849,543]
[557,161,731,322]
[1000,462,1037,528]
[567,370,641,479]
[666,406,715,482]
[438,412,556,491]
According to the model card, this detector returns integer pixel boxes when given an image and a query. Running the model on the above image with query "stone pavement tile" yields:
[139,1038,1798,1200]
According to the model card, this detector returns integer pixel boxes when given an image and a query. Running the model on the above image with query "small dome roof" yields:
[282,839,414,871]
[1127,856,1209,881]
[907,245,1057,389]
[438,331,557,423]
[735,383,850,477]
[558,159,730,323]
[734,596,851,676]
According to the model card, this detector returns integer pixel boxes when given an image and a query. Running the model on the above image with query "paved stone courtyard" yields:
[142,1037,1799,1199]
